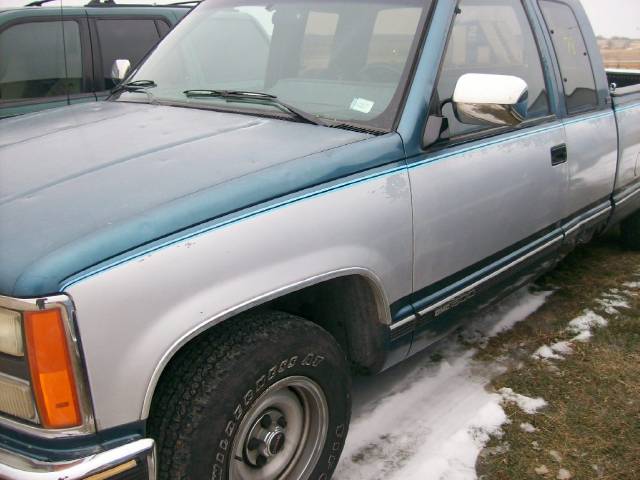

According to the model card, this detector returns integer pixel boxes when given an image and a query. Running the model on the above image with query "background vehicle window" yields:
[539,0,598,114]
[437,0,550,138]
[96,19,161,90]
[0,20,82,102]
[156,20,171,38]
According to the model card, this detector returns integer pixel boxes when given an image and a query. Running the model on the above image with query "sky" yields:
[1,0,639,38]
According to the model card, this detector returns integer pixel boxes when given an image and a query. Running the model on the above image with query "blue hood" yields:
[0,101,384,296]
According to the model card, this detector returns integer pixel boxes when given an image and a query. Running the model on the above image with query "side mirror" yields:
[110,59,131,83]
[452,73,528,127]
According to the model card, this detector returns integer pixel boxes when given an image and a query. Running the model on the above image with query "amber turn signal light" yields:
[24,309,81,429]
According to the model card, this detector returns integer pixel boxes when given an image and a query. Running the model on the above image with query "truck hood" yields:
[0,101,375,296]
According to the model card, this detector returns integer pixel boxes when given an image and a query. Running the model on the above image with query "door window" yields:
[96,19,162,90]
[539,0,598,114]
[0,20,82,102]
[436,0,551,138]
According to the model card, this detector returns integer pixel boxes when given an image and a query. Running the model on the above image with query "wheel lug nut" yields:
[247,438,262,451]
[277,417,287,428]
[256,454,268,468]
[260,414,272,428]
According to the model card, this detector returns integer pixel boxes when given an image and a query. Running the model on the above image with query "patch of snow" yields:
[535,465,550,475]
[567,310,607,334]
[520,422,537,433]
[550,341,573,355]
[498,388,547,414]
[557,468,573,479]
[571,330,592,342]
[549,450,563,462]
[623,281,640,289]
[477,290,553,339]
[532,341,573,360]
[335,287,550,480]
[596,296,630,315]
[532,345,564,360]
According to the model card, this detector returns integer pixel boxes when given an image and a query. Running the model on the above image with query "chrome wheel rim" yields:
[229,376,328,480]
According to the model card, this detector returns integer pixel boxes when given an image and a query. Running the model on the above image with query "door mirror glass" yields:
[452,73,528,127]
[110,59,131,84]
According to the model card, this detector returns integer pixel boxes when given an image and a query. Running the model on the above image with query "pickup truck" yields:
[0,0,638,479]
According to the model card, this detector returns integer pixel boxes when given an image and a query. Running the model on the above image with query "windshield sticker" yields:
[350,98,375,114]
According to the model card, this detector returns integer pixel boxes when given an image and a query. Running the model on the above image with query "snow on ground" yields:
[567,310,608,340]
[519,422,538,433]
[498,388,548,414]
[532,344,565,361]
[334,288,551,480]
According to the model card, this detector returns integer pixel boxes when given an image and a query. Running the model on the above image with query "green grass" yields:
[476,233,640,480]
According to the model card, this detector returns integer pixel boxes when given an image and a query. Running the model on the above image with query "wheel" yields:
[620,209,640,250]
[149,311,351,480]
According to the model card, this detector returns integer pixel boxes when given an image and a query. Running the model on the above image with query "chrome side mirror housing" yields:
[110,59,131,83]
[452,73,529,127]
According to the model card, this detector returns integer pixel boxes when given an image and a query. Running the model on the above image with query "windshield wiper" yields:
[183,89,325,126]
[112,80,157,94]
[111,80,158,104]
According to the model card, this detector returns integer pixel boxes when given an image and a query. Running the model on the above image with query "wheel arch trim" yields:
[140,267,391,420]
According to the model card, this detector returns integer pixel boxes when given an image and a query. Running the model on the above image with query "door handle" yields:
[551,144,568,166]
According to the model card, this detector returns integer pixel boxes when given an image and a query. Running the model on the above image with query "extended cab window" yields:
[96,19,163,90]
[539,0,598,114]
[437,0,550,138]
[0,20,82,102]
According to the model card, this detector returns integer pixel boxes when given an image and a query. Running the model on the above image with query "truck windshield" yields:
[119,0,432,131]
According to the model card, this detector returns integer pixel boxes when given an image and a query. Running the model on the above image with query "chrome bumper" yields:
[0,438,155,480]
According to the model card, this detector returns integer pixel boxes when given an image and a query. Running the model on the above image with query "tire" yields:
[621,209,640,250]
[148,311,352,480]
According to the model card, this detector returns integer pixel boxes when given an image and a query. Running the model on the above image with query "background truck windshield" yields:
[124,0,432,130]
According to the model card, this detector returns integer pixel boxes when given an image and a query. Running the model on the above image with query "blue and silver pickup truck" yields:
[0,0,639,479]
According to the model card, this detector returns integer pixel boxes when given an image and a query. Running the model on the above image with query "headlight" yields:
[0,308,23,357]
[0,374,36,422]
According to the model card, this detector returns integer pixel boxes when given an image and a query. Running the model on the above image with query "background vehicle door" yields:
[407,0,568,352]
[0,13,91,119]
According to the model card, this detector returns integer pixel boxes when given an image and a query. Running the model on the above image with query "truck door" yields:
[538,0,618,240]
[407,0,568,353]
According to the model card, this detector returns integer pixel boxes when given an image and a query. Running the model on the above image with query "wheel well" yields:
[266,274,390,374]
[145,274,390,421]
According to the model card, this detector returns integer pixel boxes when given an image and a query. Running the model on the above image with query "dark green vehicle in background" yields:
[0,0,192,119]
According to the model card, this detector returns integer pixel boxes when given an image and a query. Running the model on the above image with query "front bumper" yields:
[0,438,155,480]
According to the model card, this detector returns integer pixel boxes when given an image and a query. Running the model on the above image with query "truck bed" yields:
[607,69,640,89]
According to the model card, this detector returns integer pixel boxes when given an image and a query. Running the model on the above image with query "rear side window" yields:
[0,20,82,102]
[539,0,598,114]
[96,19,162,90]
[436,0,551,138]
